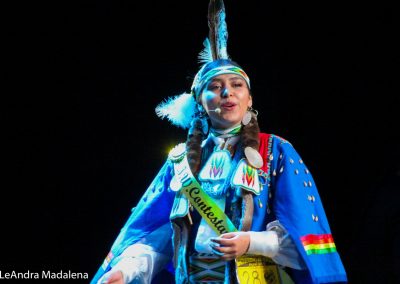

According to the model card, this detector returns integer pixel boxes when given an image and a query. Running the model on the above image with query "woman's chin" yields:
[212,118,242,129]
[222,114,242,125]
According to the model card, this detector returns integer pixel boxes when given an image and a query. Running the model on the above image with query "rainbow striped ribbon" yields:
[300,234,337,255]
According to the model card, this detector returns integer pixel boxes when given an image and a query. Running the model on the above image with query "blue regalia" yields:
[91,133,347,284]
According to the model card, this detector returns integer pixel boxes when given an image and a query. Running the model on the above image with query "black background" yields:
[3,0,398,283]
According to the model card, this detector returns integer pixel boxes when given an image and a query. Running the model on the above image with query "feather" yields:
[155,93,197,129]
[207,0,229,60]
[198,38,214,64]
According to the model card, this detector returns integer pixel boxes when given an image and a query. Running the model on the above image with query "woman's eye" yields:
[209,85,222,90]
[233,82,243,88]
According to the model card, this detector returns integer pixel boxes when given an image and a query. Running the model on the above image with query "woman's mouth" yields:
[220,102,237,111]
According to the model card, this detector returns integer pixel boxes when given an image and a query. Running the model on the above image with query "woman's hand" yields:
[209,232,250,261]
[100,270,124,284]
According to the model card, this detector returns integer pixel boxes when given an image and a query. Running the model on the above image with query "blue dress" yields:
[91,133,347,284]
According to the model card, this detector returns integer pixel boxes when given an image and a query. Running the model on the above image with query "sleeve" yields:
[91,160,176,284]
[96,246,161,284]
[96,224,173,284]
[247,220,307,270]
[270,138,347,284]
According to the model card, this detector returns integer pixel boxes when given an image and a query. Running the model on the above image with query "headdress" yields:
[155,0,250,129]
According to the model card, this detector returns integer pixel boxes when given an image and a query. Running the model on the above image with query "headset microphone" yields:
[209,108,221,114]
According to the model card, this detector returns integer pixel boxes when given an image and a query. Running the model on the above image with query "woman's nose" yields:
[221,88,230,98]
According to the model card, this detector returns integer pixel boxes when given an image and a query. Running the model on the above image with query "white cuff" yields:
[247,230,279,258]
[112,257,148,284]
[107,244,170,284]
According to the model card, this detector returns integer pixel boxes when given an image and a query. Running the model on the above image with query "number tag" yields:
[235,256,294,284]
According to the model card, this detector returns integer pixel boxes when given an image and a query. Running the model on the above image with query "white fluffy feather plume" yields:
[155,92,197,129]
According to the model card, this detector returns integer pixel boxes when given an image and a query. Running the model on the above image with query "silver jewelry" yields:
[242,107,259,125]
[244,146,264,168]
[250,107,259,119]
[241,110,252,125]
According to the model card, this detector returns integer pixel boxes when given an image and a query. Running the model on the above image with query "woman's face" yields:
[201,73,252,129]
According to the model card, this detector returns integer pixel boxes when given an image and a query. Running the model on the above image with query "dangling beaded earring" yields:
[242,107,258,126]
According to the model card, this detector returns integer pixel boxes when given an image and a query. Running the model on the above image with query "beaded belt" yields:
[189,253,226,284]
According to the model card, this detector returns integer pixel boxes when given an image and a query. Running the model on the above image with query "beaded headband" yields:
[191,64,251,100]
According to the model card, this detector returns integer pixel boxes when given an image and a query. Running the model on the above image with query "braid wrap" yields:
[186,117,206,176]
[240,112,260,151]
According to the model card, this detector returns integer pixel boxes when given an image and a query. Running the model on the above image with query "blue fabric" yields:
[257,136,347,283]
[91,134,348,284]
[91,161,175,284]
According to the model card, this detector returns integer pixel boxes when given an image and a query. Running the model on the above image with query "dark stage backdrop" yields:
[3,1,398,283]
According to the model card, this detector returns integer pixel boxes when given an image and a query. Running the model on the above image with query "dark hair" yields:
[186,117,206,175]
[186,59,259,175]
[240,113,260,153]
[186,115,260,176]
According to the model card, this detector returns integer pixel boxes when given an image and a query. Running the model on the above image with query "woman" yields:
[92,1,347,283]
